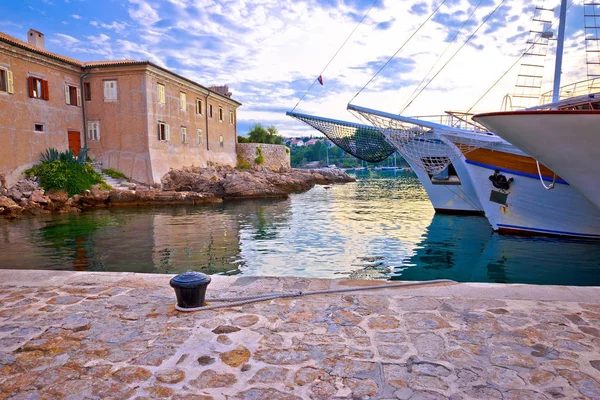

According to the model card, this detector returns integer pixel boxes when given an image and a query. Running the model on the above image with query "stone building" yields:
[0,30,241,186]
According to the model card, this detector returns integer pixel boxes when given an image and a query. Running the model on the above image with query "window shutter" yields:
[104,81,109,100]
[112,82,117,100]
[64,85,70,104]
[42,80,49,100]
[165,125,170,141]
[157,123,161,140]
[28,77,34,98]
[76,88,81,106]
[7,71,13,94]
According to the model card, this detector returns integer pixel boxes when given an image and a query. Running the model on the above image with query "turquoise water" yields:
[0,170,599,285]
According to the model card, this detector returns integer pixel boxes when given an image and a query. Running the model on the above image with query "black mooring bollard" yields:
[170,271,211,309]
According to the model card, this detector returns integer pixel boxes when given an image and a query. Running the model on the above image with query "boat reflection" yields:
[393,213,600,286]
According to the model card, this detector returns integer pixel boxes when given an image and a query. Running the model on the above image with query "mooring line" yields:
[174,279,457,312]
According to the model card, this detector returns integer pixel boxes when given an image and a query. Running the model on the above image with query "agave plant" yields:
[40,148,60,163]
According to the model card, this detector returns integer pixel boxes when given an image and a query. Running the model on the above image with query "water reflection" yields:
[395,213,600,285]
[0,170,599,285]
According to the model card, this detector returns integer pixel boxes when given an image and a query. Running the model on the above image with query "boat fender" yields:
[489,170,514,190]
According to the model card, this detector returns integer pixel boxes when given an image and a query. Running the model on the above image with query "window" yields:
[196,98,203,114]
[219,134,224,147]
[181,126,187,144]
[0,69,14,93]
[64,84,81,106]
[197,128,203,145]
[34,123,44,132]
[180,92,186,111]
[103,80,117,101]
[84,82,91,101]
[157,83,165,104]
[229,110,234,124]
[218,107,224,122]
[29,77,49,100]
[87,121,100,141]
[209,104,213,118]
[158,121,170,141]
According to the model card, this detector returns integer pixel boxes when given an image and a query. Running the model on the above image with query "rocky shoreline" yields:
[0,166,355,219]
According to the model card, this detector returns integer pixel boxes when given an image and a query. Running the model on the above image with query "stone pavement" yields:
[0,270,599,400]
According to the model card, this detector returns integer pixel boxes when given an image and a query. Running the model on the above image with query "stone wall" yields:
[236,143,290,172]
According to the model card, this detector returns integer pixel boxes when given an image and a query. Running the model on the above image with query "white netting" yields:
[348,107,489,175]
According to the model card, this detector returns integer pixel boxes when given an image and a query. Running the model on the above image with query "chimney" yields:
[27,29,45,49]
[209,85,232,98]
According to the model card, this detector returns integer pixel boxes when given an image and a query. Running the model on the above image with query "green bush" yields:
[26,160,105,197]
[98,182,112,191]
[102,168,128,180]
[236,155,251,170]
[285,147,290,154]
[254,146,264,165]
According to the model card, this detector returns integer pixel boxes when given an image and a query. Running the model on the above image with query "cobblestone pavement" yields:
[1,270,599,399]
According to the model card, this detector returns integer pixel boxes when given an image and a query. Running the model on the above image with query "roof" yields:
[0,31,82,67]
[0,31,241,106]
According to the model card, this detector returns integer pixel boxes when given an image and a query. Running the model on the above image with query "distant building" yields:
[0,30,241,186]
[305,138,320,146]
[290,139,304,147]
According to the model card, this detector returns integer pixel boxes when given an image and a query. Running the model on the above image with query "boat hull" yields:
[463,154,600,238]
[473,111,600,209]
[407,156,484,215]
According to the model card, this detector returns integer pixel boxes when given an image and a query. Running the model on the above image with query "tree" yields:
[247,123,283,144]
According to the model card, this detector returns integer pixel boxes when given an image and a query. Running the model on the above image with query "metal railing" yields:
[539,77,600,104]
[409,112,488,133]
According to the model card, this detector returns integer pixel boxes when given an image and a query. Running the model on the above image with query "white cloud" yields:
[47,0,590,137]
[127,0,160,26]
[71,14,82,20]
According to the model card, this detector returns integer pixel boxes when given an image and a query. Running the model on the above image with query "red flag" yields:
[317,75,323,85]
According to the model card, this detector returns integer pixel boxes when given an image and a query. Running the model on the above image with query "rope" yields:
[400,0,485,114]
[174,279,456,312]
[405,0,508,114]
[350,0,449,104]
[467,1,574,113]
[536,160,557,190]
[291,0,380,112]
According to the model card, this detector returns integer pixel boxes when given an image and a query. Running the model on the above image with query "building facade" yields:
[0,30,241,186]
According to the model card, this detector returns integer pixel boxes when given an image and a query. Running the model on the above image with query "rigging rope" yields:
[400,0,486,114]
[291,0,380,112]
[466,1,575,113]
[350,0,449,104]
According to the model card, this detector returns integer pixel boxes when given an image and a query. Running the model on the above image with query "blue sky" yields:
[1,0,592,137]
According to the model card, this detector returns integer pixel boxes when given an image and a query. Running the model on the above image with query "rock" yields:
[111,366,152,383]
[212,325,241,334]
[48,191,69,205]
[17,180,38,194]
[197,355,215,366]
[8,188,22,201]
[0,195,18,208]
[155,369,185,384]
[190,370,237,388]
[29,189,49,204]
[219,345,251,367]
[234,388,302,400]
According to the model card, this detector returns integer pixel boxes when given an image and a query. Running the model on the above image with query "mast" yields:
[552,0,568,103]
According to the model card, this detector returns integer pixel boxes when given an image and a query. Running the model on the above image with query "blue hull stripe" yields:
[465,159,568,185]
[497,223,600,238]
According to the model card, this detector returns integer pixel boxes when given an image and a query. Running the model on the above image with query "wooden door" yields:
[68,131,81,157]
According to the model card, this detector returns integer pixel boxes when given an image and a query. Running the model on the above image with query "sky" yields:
[0,0,593,137]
